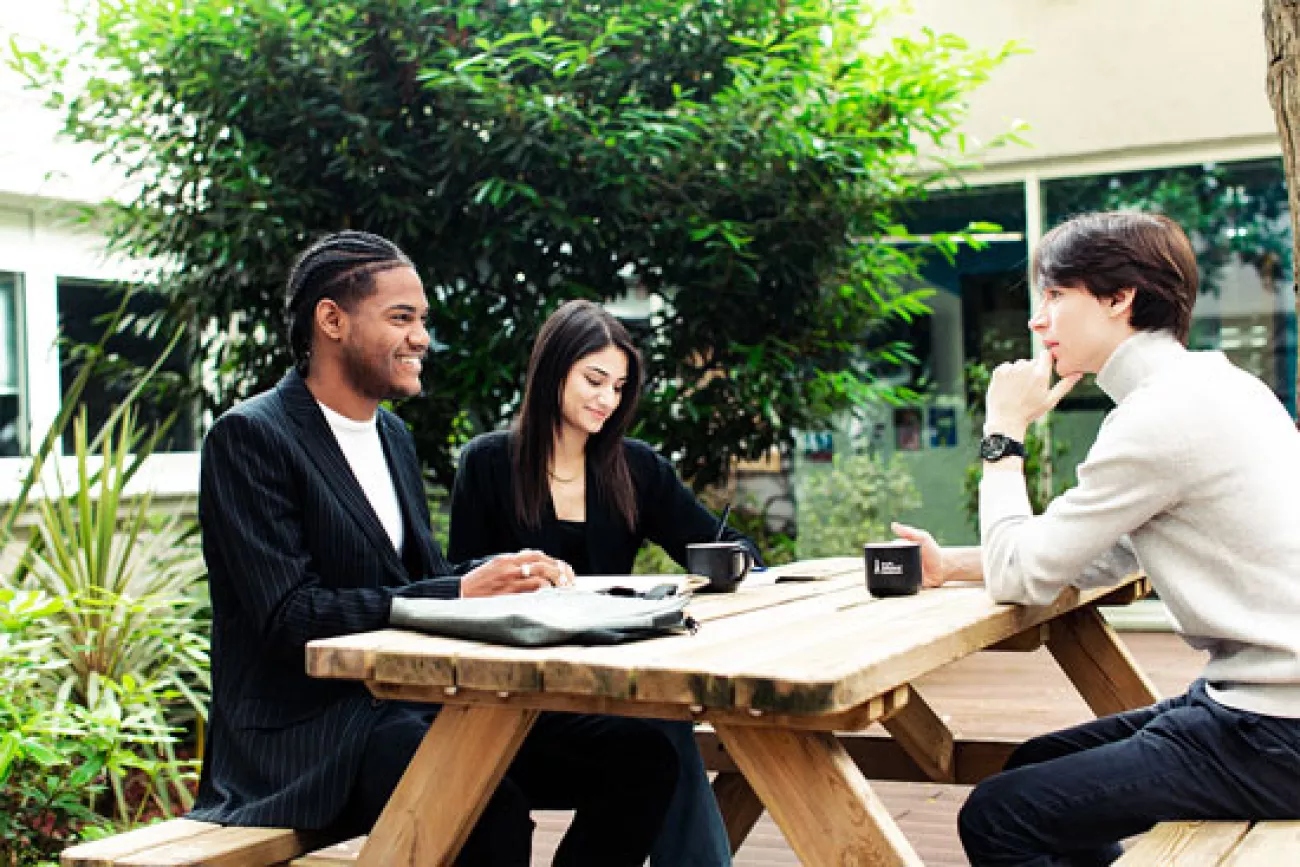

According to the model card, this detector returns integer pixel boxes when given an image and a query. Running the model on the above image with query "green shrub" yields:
[795,453,920,559]
[14,409,207,822]
[0,587,184,865]
[633,491,797,575]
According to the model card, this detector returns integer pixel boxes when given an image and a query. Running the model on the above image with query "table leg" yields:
[882,687,956,784]
[356,705,538,867]
[713,723,923,866]
[712,771,765,854]
[1046,606,1160,717]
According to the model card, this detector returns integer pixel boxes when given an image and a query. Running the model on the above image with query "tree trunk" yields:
[1264,0,1300,419]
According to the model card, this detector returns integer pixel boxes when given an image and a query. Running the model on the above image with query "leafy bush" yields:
[0,587,186,865]
[15,0,1017,488]
[795,453,921,559]
[14,409,208,822]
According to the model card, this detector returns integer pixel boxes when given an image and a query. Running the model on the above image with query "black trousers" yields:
[958,679,1300,867]
[337,703,679,866]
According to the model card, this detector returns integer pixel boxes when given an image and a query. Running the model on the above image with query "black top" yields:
[554,520,591,574]
[448,430,760,575]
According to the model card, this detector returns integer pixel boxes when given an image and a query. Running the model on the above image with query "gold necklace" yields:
[549,469,579,484]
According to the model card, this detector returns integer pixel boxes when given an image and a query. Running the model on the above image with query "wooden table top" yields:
[306,559,1147,720]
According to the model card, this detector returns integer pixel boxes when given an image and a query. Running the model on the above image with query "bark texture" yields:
[1264,0,1300,413]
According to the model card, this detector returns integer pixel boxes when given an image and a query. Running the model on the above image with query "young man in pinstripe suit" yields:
[190,231,679,865]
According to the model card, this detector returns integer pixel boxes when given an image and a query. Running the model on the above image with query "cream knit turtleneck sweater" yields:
[981,329,1300,718]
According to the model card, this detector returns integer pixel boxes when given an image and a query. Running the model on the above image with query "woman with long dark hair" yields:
[449,299,758,866]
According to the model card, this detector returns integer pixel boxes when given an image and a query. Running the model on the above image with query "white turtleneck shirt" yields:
[981,329,1300,718]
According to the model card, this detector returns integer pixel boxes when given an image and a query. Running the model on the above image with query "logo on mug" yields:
[873,561,904,576]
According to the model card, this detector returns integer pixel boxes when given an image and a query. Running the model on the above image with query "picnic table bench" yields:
[60,558,1291,866]
[1115,820,1300,865]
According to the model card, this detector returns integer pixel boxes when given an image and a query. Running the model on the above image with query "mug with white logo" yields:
[864,540,922,597]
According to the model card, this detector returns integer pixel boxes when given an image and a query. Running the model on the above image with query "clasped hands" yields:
[462,550,576,598]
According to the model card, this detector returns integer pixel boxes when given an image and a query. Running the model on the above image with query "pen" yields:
[714,503,732,541]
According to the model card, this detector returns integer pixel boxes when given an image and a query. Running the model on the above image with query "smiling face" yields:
[1029,283,1136,377]
[559,344,629,438]
[336,266,430,402]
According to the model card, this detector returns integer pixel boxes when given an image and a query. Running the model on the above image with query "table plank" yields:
[308,575,1149,721]
[726,581,1141,715]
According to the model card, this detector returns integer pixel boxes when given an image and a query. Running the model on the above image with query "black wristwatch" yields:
[978,433,1026,462]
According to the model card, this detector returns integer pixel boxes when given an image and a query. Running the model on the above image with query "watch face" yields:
[979,434,1019,461]
[978,435,1006,461]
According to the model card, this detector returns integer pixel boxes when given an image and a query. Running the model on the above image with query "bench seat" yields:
[290,837,365,866]
[1117,820,1300,865]
[60,818,315,867]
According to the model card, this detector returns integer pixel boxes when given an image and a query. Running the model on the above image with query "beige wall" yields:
[892,0,1279,177]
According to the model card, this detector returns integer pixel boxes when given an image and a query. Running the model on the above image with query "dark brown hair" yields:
[285,231,413,375]
[512,300,643,531]
[1033,211,1199,343]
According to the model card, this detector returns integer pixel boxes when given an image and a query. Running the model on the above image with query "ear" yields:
[1107,287,1136,321]
[315,299,347,342]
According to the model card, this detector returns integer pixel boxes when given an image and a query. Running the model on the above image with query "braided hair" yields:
[285,231,413,375]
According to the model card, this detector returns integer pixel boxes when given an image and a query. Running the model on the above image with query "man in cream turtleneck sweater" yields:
[894,211,1300,866]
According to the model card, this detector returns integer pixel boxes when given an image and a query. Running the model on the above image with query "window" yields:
[0,272,24,456]
[900,183,1030,397]
[1045,158,1295,414]
[57,279,197,453]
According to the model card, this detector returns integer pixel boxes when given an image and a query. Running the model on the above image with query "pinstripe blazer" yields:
[190,370,462,829]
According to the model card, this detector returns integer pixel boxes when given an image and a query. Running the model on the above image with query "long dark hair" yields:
[285,231,413,375]
[512,300,642,531]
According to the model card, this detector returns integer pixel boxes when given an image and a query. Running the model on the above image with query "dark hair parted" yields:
[285,231,414,375]
[1033,211,1199,343]
[512,300,643,532]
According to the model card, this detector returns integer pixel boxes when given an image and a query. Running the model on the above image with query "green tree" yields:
[16,0,1015,486]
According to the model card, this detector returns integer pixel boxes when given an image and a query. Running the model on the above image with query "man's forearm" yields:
[942,546,984,583]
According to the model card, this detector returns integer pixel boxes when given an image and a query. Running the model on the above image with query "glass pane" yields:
[885,185,1029,545]
[57,279,197,453]
[901,184,1030,396]
[1044,158,1295,414]
[0,273,20,457]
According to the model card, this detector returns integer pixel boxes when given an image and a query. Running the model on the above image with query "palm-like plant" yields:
[19,407,209,817]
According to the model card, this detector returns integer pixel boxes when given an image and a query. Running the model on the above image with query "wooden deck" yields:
[531,631,1208,866]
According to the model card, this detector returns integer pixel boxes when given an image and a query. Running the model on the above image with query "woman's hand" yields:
[461,551,575,597]
[984,353,1081,440]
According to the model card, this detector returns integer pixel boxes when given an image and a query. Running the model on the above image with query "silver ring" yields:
[522,563,531,579]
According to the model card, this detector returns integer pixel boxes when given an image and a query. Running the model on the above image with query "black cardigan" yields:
[448,430,759,575]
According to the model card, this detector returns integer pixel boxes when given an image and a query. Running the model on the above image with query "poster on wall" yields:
[894,408,923,451]
[929,406,957,448]
[801,430,835,463]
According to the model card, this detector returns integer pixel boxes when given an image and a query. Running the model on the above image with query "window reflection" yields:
[1044,159,1295,413]
[0,274,23,457]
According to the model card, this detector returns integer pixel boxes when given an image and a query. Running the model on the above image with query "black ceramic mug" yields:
[686,542,754,593]
[864,540,922,597]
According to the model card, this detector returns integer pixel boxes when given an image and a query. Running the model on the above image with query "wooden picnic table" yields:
[305,558,1157,866]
